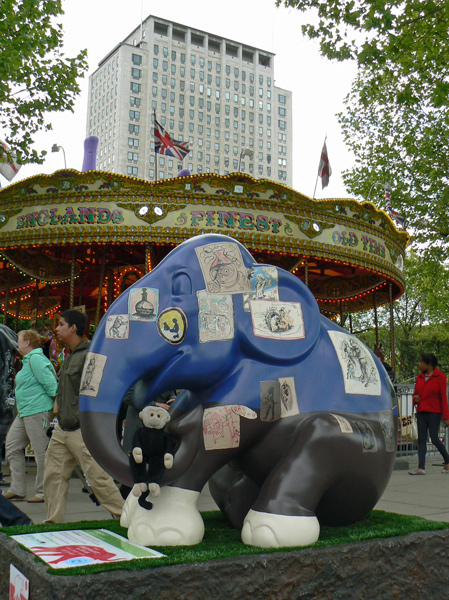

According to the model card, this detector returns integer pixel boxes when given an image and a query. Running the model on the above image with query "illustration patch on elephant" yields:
[128,288,159,322]
[105,314,129,340]
[330,413,353,433]
[195,242,251,294]
[328,331,381,396]
[243,266,279,311]
[354,420,377,453]
[379,409,396,452]
[260,381,281,422]
[157,308,188,345]
[250,300,305,340]
[231,405,257,419]
[197,291,234,343]
[80,352,107,397]
[278,377,299,418]
[203,406,240,450]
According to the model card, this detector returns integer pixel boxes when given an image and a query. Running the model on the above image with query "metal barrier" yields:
[396,383,449,460]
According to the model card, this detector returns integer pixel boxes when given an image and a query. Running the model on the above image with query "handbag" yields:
[410,405,418,442]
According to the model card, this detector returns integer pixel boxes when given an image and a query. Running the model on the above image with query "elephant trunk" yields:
[80,410,134,486]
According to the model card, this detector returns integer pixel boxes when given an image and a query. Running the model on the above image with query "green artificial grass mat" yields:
[2,510,448,577]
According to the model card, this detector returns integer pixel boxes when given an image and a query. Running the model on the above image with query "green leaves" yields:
[0,0,87,164]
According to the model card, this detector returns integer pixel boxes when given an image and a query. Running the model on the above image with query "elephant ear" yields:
[236,266,322,364]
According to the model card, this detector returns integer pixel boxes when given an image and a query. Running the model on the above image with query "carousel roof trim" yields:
[0,169,409,241]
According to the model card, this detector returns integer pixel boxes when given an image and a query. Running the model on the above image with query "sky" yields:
[2,0,359,199]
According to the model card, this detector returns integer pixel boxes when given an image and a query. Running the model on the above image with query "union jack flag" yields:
[153,118,190,160]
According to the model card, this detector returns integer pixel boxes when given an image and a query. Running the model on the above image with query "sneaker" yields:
[26,496,45,503]
[409,469,426,475]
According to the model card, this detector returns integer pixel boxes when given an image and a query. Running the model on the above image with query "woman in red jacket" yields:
[409,353,449,475]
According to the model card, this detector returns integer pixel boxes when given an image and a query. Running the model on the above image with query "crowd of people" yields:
[0,310,125,526]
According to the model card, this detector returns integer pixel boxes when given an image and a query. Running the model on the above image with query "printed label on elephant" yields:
[243,266,279,311]
[195,242,251,294]
[260,381,281,421]
[105,314,129,340]
[231,405,257,419]
[354,420,377,453]
[197,291,234,343]
[80,352,107,397]
[330,413,353,433]
[157,308,188,345]
[128,288,159,322]
[250,300,305,340]
[203,406,240,450]
[379,409,396,452]
[328,331,381,396]
[279,377,299,418]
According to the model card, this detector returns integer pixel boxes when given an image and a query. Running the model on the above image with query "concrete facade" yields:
[86,16,292,185]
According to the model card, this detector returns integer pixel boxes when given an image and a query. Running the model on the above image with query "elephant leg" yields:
[209,464,260,529]
[126,486,204,546]
[242,413,386,548]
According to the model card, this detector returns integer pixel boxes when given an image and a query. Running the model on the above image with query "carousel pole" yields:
[69,247,76,309]
[373,293,379,348]
[389,283,396,372]
[304,260,309,288]
[107,267,114,308]
[14,291,21,333]
[349,313,353,334]
[145,245,150,275]
[78,272,84,306]
[42,282,49,324]
[33,280,39,328]
[95,246,107,326]
[3,264,11,326]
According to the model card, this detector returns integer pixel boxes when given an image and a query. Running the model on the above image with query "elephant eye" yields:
[172,272,192,296]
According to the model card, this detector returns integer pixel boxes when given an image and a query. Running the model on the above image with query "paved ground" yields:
[2,456,449,525]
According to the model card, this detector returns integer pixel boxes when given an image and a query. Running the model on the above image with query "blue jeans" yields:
[0,494,31,526]
[417,411,449,469]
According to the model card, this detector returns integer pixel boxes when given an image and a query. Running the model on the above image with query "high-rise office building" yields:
[86,16,292,185]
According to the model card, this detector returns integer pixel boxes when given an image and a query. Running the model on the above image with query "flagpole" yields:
[313,135,327,199]
[153,110,158,182]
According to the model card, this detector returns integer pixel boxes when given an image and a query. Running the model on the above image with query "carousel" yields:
[0,168,409,367]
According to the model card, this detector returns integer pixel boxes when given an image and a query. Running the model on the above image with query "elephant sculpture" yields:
[79,233,397,548]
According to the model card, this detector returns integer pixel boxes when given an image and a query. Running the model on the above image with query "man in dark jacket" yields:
[43,310,124,523]
[0,325,18,485]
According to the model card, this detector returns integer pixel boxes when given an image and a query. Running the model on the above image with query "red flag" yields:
[317,141,332,189]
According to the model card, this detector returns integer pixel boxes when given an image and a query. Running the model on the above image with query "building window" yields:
[132,54,142,65]
[131,68,141,79]
[127,151,138,163]
[128,137,139,148]
[279,107,287,116]
[279,94,286,104]
[128,124,139,134]
[127,166,138,176]
[278,120,286,130]
[130,96,141,107]
[129,110,140,121]
[130,82,141,93]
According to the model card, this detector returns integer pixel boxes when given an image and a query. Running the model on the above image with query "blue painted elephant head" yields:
[80,233,397,548]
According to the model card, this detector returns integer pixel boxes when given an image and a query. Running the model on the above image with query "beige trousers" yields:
[6,410,53,499]
[43,424,124,523]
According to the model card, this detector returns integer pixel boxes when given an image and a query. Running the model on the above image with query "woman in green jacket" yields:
[4,330,58,503]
